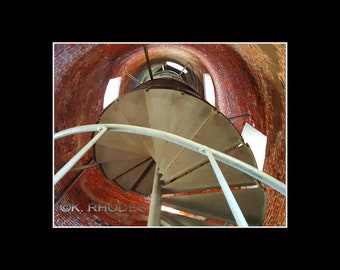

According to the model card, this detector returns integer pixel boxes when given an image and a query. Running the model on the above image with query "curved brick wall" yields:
[53,43,286,226]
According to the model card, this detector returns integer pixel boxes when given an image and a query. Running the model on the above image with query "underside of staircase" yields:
[93,77,268,226]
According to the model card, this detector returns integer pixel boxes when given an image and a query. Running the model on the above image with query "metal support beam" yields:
[147,167,162,226]
[54,160,96,205]
[70,161,98,172]
[143,44,153,80]
[53,126,107,186]
[179,62,189,76]
[202,148,248,227]
[229,113,251,122]
[125,70,141,85]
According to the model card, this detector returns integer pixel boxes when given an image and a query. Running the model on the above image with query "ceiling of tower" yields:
[53,43,286,227]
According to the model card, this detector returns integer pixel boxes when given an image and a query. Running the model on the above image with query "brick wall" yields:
[53,43,286,227]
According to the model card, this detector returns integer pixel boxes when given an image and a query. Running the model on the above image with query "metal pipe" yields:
[147,167,162,226]
[179,62,189,76]
[212,150,286,195]
[54,159,95,206]
[54,125,105,140]
[54,124,286,195]
[125,70,141,85]
[53,126,107,186]
[143,44,153,80]
[229,113,251,122]
[203,149,248,227]
[70,161,98,172]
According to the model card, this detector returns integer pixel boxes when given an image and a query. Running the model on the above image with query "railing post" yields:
[147,167,162,226]
[53,126,107,186]
[201,148,249,227]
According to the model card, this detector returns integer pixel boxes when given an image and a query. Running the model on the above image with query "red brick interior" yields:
[53,43,286,227]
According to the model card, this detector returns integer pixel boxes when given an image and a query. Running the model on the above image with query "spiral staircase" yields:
[92,78,268,226]
[54,45,286,227]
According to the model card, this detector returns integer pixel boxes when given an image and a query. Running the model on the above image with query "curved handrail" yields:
[53,124,286,196]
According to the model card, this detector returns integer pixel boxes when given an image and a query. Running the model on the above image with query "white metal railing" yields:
[54,123,287,226]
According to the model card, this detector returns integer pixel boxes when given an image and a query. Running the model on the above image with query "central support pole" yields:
[147,167,162,226]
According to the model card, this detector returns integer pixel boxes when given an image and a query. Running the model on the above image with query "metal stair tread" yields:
[162,188,268,226]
